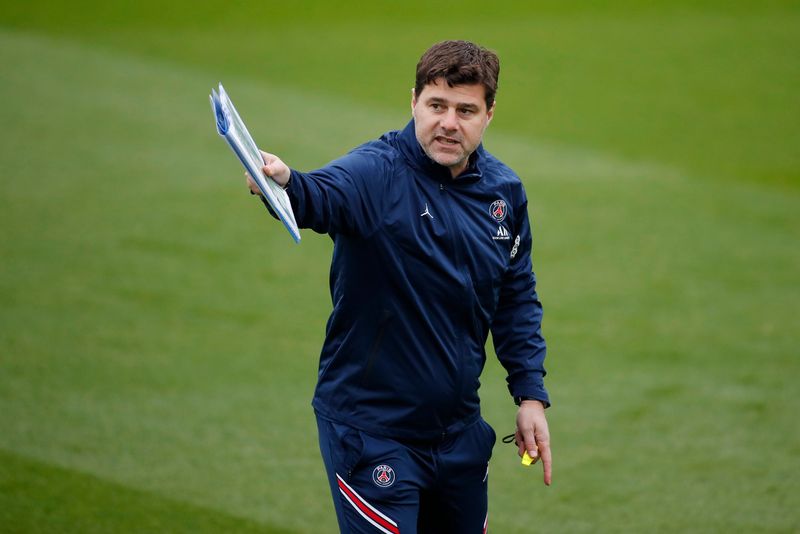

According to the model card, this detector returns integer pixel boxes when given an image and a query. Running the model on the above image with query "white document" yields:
[210,83,301,243]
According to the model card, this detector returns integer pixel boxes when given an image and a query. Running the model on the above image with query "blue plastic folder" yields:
[210,84,301,243]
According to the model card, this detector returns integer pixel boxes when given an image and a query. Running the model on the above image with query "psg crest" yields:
[489,199,507,222]
[372,464,396,488]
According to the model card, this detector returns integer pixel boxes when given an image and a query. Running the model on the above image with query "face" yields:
[412,79,494,177]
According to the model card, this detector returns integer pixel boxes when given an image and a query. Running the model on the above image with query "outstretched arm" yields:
[245,146,390,236]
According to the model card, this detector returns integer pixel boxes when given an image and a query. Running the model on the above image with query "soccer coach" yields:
[247,40,551,533]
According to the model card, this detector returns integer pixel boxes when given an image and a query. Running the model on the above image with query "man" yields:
[248,40,551,533]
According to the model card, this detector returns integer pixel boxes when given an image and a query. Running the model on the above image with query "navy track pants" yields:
[317,414,497,533]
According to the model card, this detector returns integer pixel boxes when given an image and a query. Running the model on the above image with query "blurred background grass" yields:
[1,1,798,532]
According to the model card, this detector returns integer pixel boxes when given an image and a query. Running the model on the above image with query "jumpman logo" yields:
[420,203,434,220]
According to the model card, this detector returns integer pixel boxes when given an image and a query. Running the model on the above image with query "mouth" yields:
[434,136,461,147]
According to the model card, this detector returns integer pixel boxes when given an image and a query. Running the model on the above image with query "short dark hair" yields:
[414,40,500,110]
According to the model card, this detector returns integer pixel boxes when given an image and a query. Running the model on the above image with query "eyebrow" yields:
[425,96,480,111]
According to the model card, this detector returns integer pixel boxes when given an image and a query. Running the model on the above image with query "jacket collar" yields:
[397,119,485,184]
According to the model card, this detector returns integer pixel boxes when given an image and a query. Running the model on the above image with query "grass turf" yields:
[1,1,799,532]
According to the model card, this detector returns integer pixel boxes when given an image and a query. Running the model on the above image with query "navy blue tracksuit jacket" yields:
[281,119,548,442]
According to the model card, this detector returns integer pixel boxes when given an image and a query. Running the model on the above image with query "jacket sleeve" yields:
[280,147,389,236]
[491,193,550,407]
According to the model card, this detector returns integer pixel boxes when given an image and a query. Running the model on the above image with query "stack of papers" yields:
[210,83,301,243]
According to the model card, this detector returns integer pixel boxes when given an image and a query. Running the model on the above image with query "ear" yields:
[410,87,417,112]
[486,100,496,123]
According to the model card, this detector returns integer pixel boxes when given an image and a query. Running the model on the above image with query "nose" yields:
[439,108,458,131]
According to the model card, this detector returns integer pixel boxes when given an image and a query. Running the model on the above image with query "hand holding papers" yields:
[210,84,301,243]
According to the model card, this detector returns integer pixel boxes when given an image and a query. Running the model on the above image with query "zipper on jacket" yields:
[436,180,473,420]
[437,182,471,297]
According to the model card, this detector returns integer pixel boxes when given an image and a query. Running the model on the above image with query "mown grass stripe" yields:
[0,449,295,534]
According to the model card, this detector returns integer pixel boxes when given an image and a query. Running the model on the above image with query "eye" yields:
[430,103,443,112]
[458,108,475,117]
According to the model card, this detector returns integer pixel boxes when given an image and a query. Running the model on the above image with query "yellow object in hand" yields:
[521,451,538,466]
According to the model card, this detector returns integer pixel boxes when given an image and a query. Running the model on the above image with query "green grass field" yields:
[1,1,799,532]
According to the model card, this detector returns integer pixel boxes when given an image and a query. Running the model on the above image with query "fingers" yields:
[539,438,552,486]
[531,424,551,485]
[515,400,552,485]
[245,171,261,196]
[523,429,551,484]
[259,150,278,176]
[515,430,525,457]
[521,427,539,463]
[257,150,290,187]
[260,153,275,176]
